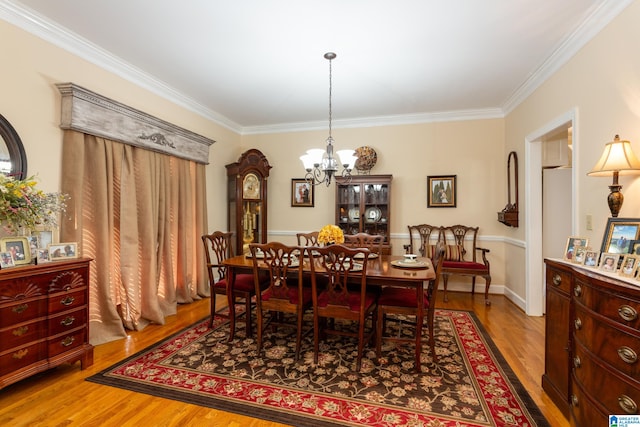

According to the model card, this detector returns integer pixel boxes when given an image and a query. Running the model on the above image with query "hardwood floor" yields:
[0,292,568,427]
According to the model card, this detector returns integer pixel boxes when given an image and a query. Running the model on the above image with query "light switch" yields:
[586,214,593,230]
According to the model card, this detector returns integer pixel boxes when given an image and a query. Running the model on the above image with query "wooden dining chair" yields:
[375,241,445,372]
[249,242,313,359]
[343,232,384,254]
[309,244,375,371]
[296,231,320,247]
[202,231,256,338]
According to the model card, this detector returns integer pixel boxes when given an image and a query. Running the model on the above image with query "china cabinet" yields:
[543,259,640,425]
[335,174,392,254]
[226,149,272,255]
[0,258,93,389]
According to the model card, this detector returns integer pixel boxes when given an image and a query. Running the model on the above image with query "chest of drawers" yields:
[0,258,93,389]
[544,259,640,425]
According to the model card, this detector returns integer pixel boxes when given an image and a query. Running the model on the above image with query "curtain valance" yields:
[56,82,214,164]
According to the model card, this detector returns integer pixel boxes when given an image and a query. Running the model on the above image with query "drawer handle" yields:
[12,303,28,314]
[12,326,29,337]
[618,394,638,414]
[619,305,638,322]
[574,318,582,330]
[60,296,75,306]
[618,346,638,364]
[573,285,582,297]
[61,336,75,347]
[552,274,562,286]
[571,394,578,407]
[12,349,28,360]
[60,316,75,327]
[573,356,581,368]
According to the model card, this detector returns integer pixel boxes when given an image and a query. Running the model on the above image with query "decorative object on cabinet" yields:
[299,53,357,187]
[226,149,272,255]
[582,250,599,267]
[291,179,314,207]
[0,258,93,389]
[563,237,588,262]
[0,252,14,268]
[335,174,392,254]
[427,175,456,208]
[354,146,377,175]
[48,242,78,261]
[497,151,519,227]
[0,113,27,180]
[587,135,640,218]
[599,253,619,272]
[543,259,640,424]
[619,255,638,277]
[600,217,640,254]
[0,236,31,265]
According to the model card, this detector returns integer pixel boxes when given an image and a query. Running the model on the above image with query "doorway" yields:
[525,109,577,316]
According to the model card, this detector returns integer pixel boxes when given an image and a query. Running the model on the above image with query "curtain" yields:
[60,130,208,345]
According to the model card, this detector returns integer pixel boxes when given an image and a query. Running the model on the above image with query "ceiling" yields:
[1,0,633,134]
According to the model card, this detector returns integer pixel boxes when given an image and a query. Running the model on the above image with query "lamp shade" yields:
[588,135,640,176]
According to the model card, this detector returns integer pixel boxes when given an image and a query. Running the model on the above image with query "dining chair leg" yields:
[209,289,216,328]
[256,304,264,353]
[245,295,252,337]
[414,313,423,373]
[227,288,236,342]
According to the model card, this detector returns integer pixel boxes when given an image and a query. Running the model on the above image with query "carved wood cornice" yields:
[56,83,214,164]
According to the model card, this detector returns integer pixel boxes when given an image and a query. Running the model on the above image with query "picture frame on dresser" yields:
[583,250,599,267]
[619,255,638,277]
[563,236,588,262]
[0,236,31,265]
[599,252,619,272]
[49,242,78,260]
[600,217,640,254]
[0,252,14,268]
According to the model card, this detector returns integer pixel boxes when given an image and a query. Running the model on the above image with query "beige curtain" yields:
[60,130,208,345]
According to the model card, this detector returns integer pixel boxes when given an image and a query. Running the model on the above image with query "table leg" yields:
[226,266,236,342]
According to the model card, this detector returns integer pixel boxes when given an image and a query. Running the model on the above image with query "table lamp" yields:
[587,135,640,217]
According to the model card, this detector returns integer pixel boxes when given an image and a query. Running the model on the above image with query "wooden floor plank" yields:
[0,292,567,427]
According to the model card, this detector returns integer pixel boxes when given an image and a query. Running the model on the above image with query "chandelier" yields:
[300,52,356,186]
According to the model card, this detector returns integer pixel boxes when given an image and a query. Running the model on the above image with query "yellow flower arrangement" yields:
[318,224,344,245]
[0,174,68,234]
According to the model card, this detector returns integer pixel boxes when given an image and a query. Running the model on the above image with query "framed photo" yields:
[619,255,638,278]
[291,179,314,207]
[572,246,589,264]
[0,252,15,268]
[628,240,640,256]
[599,253,620,272]
[583,250,599,267]
[600,218,640,254]
[563,237,589,262]
[34,229,54,249]
[427,175,456,208]
[48,242,78,261]
[0,237,31,265]
[37,248,51,264]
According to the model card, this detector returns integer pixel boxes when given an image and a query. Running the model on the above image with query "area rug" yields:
[87,309,549,427]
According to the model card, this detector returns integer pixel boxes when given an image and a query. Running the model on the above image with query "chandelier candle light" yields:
[300,52,357,186]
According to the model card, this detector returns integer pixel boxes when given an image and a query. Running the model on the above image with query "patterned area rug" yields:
[87,310,549,427]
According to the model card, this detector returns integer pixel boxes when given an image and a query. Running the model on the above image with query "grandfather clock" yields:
[226,149,272,255]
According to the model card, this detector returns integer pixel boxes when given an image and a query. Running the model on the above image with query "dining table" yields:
[221,250,435,341]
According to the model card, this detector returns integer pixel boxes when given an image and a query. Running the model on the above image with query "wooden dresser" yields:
[0,258,93,389]
[544,259,640,425]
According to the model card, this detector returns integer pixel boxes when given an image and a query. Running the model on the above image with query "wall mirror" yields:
[0,114,27,180]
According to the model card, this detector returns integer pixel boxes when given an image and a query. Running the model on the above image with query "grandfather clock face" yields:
[242,173,260,199]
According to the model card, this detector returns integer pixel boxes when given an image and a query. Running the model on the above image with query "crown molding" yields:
[502,0,634,114]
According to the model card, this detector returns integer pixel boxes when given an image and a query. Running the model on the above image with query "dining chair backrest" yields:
[404,224,440,257]
[202,231,234,284]
[309,244,370,310]
[249,241,303,300]
[343,232,384,254]
[296,231,320,247]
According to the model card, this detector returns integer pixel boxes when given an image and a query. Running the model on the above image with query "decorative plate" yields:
[365,207,382,223]
[391,260,429,269]
[348,208,360,221]
[354,146,377,173]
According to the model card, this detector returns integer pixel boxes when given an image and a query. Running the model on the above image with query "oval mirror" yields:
[0,113,27,180]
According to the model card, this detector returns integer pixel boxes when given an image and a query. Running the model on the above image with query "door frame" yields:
[525,108,578,315]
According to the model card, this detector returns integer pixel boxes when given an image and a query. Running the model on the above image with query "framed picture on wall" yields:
[427,175,456,208]
[600,217,640,254]
[291,179,314,207]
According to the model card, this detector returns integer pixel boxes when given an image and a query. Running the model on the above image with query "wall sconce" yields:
[588,135,640,217]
